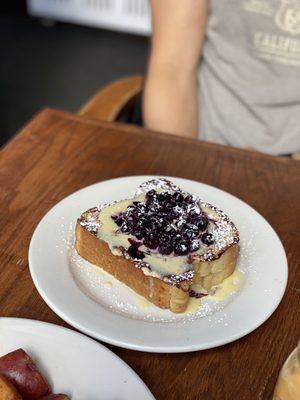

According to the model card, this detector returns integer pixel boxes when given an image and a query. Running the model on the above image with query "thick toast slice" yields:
[75,179,239,313]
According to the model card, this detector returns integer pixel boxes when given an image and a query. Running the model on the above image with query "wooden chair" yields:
[78,75,143,123]
[78,75,300,160]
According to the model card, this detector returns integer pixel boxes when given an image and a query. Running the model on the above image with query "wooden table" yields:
[1,108,299,400]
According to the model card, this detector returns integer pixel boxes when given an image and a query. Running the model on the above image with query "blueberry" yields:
[134,230,143,240]
[158,233,170,245]
[184,195,194,204]
[128,245,145,260]
[128,238,141,247]
[144,236,159,249]
[164,193,172,202]
[187,254,194,264]
[161,203,173,213]
[158,243,173,255]
[183,230,197,240]
[174,241,189,256]
[120,188,207,255]
[126,205,136,213]
[143,230,154,240]
[189,208,201,218]
[145,192,158,208]
[141,226,151,238]
[171,233,182,245]
[148,223,159,236]
[173,191,184,203]
[126,220,136,232]
[188,223,199,233]
[162,213,174,224]
[147,203,159,214]
[202,232,214,246]
[111,214,124,227]
[137,219,146,228]
[170,209,180,220]
[189,240,200,252]
[168,197,178,207]
[157,193,165,203]
[194,214,208,231]
[146,189,156,198]
[120,223,129,233]
[145,198,153,208]
[126,214,134,222]
[158,192,171,203]
[163,225,177,236]
[185,215,192,224]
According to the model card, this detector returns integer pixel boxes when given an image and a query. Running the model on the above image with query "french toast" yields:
[75,179,239,313]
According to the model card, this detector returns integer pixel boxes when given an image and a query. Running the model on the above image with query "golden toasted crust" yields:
[193,245,239,290]
[75,223,190,313]
[75,222,239,313]
[0,376,22,400]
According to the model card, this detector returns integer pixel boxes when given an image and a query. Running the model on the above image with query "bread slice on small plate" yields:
[0,376,22,400]
[76,179,239,313]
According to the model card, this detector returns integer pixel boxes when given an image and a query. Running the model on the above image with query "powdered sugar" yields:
[69,241,248,323]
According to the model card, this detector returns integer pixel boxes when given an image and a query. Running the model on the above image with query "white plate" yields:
[0,318,155,399]
[29,176,288,353]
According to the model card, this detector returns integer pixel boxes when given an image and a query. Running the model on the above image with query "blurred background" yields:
[1,0,150,146]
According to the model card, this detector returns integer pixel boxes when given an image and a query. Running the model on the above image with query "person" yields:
[143,0,300,156]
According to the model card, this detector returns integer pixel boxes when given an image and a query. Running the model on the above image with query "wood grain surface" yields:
[0,108,299,400]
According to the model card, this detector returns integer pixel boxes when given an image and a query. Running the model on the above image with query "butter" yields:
[184,297,202,314]
[137,298,152,310]
[141,267,161,279]
[98,197,139,249]
[97,194,192,278]
[212,270,244,301]
[143,253,190,276]
[104,281,113,289]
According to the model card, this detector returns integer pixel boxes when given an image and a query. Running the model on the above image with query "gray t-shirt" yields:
[199,0,300,155]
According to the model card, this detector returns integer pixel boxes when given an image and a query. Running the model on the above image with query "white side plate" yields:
[0,318,155,400]
[29,176,288,352]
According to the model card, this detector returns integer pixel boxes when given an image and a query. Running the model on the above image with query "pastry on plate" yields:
[0,348,69,400]
[76,179,239,313]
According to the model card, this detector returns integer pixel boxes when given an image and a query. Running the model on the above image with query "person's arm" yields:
[143,0,208,138]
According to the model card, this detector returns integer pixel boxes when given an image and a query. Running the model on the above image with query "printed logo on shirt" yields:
[275,0,300,34]
[254,31,300,65]
[243,0,300,65]
[243,0,273,16]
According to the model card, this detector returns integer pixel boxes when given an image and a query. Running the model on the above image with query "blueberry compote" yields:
[111,190,214,260]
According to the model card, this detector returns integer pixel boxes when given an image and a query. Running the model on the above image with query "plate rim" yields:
[29,175,288,353]
[0,317,155,399]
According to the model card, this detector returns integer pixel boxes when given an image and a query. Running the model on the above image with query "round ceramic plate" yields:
[29,176,288,353]
[0,318,155,399]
